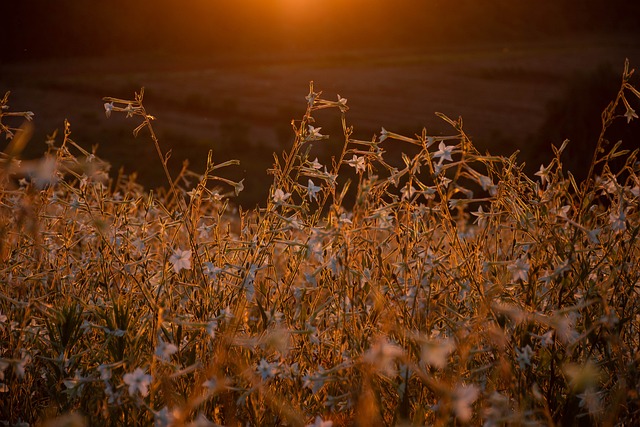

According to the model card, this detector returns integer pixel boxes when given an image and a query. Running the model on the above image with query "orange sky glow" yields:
[3,1,638,62]
[152,0,444,54]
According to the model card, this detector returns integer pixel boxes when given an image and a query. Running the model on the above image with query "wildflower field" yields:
[0,59,639,426]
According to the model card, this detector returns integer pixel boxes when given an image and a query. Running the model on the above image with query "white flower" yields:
[123,367,152,397]
[123,103,138,118]
[202,377,218,390]
[609,207,626,232]
[307,179,322,201]
[169,249,192,274]
[553,313,579,344]
[339,212,352,224]
[273,188,291,204]
[515,345,534,369]
[595,175,618,194]
[132,238,145,255]
[507,257,529,282]
[433,141,454,162]
[309,157,323,169]
[625,106,638,123]
[535,164,551,186]
[555,205,571,218]
[401,183,416,201]
[98,364,112,381]
[433,160,444,175]
[242,264,258,302]
[537,330,554,348]
[421,338,456,369]
[478,175,496,194]
[471,205,488,227]
[306,126,325,141]
[439,176,452,188]
[363,337,404,376]
[186,188,198,199]
[379,127,389,142]
[0,359,9,383]
[257,359,278,381]
[578,387,603,415]
[345,155,366,173]
[306,415,333,427]
[104,102,114,118]
[186,414,215,427]
[155,338,178,362]
[203,262,221,279]
[305,90,318,107]
[336,94,348,112]
[206,320,218,338]
[285,215,303,230]
[63,370,86,390]
[33,156,59,189]
[234,179,244,196]
[452,384,479,422]
[303,367,327,394]
[219,306,234,322]
[586,228,601,244]
[155,406,177,427]
[16,352,30,378]
[551,258,572,277]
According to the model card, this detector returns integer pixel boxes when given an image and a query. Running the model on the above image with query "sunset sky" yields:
[2,0,639,207]
[4,0,639,61]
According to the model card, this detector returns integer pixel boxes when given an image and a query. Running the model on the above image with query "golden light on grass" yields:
[1,24,639,424]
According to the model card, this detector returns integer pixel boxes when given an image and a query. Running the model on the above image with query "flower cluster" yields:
[1,64,639,426]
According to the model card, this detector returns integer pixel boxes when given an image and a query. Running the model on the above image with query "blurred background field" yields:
[1,0,639,206]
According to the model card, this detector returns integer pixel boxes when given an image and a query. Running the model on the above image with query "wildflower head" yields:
[363,337,404,376]
[433,141,454,162]
[452,384,480,423]
[104,102,114,118]
[273,188,291,204]
[169,249,192,274]
[307,179,322,201]
[345,154,366,174]
[155,338,178,362]
[123,368,152,397]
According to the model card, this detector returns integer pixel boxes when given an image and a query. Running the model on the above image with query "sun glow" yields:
[271,0,331,26]
[168,0,447,54]
[275,0,321,14]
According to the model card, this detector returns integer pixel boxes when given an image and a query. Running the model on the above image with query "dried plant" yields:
[0,60,639,426]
